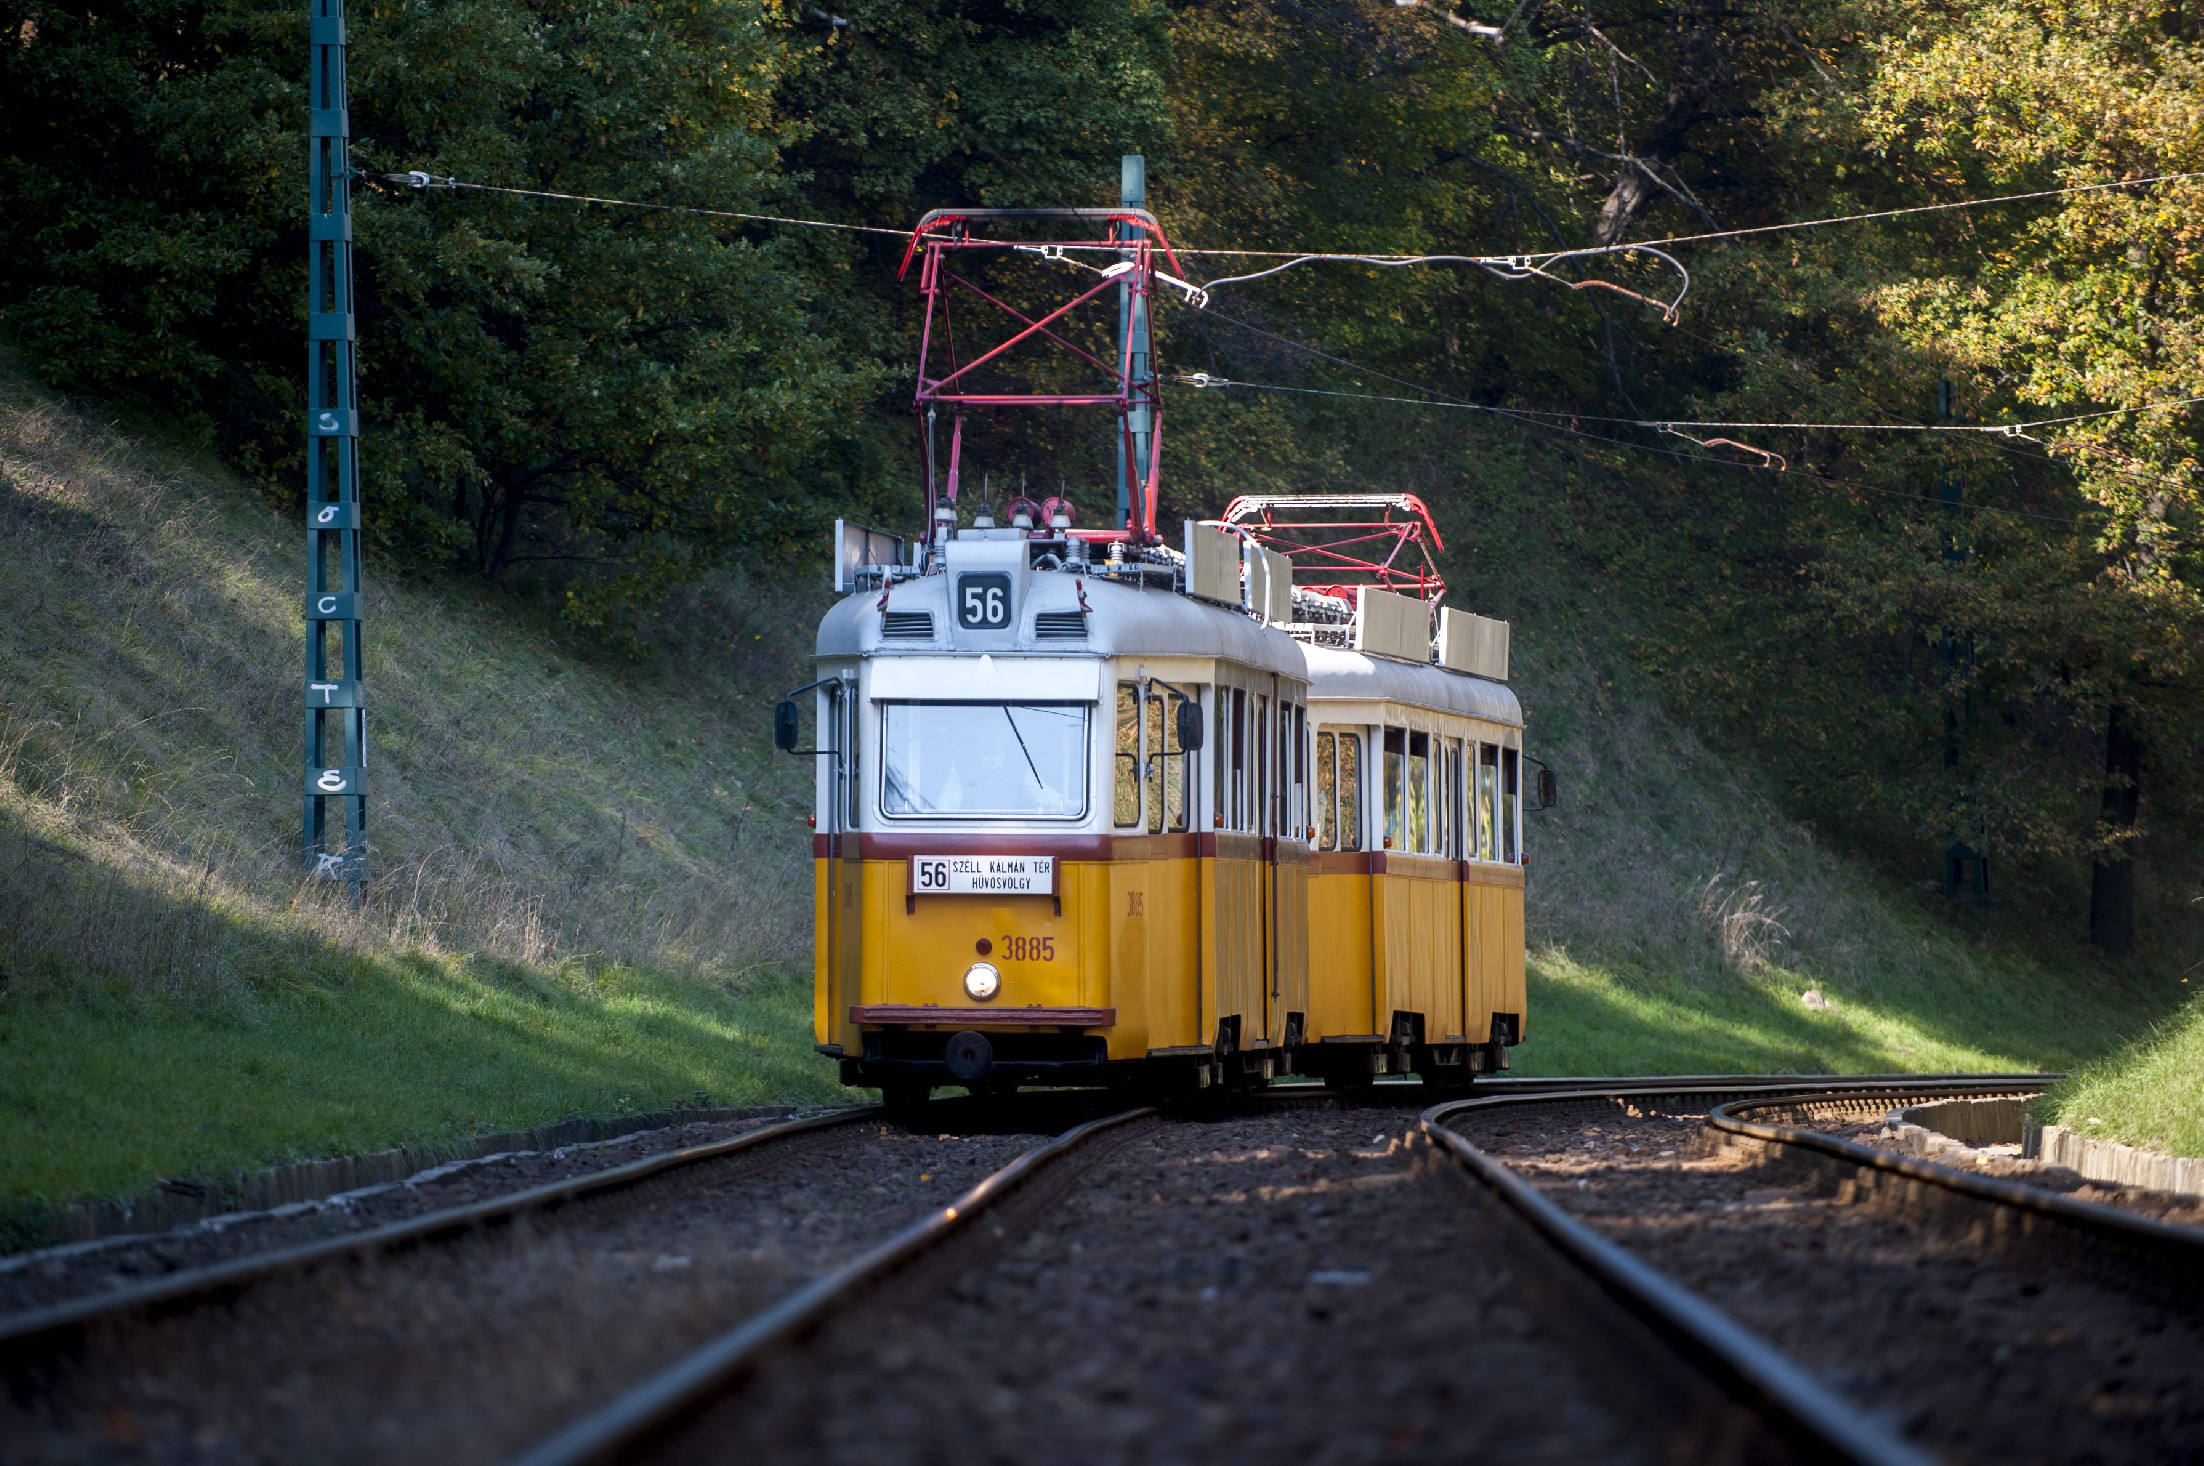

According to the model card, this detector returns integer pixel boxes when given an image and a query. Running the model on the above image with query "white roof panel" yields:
[1302,642,1522,727]
[817,566,1310,682]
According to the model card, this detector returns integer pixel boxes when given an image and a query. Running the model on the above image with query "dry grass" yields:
[1357,420,2192,1075]
[0,354,816,1003]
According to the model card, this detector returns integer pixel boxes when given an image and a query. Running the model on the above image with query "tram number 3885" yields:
[956,572,1012,629]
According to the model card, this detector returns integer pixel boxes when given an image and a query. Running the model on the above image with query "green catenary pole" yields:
[304,0,367,901]
[1115,154,1152,533]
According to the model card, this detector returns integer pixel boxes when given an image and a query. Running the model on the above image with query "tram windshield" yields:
[881,702,1091,818]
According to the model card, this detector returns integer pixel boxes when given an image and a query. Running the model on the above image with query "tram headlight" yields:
[963,962,1001,1002]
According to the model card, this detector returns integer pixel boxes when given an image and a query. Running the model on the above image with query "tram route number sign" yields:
[911,854,1056,895]
[955,572,1012,630]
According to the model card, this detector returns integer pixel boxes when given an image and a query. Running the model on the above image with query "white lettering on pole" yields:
[910,854,1056,896]
[318,595,338,614]
[312,682,341,703]
[318,506,339,524]
[316,769,348,792]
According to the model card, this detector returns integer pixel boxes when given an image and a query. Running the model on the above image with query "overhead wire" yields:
[372,170,910,237]
[375,164,2193,502]
[1164,296,2095,527]
[1646,318,2204,503]
[1166,169,2204,258]
[1165,372,2091,526]
[379,168,1693,317]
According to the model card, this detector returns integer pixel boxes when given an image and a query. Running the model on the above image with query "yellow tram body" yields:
[1298,644,1526,1086]
[802,521,1528,1100]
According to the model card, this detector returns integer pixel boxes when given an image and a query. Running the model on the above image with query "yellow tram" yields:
[791,510,1532,1103]
[777,203,1537,1103]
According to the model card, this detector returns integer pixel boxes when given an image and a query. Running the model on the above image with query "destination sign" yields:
[910,854,1057,896]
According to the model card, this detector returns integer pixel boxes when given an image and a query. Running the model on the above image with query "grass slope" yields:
[0,355,837,1227]
[1,358,2190,1233]
[2038,994,2204,1157]
[1370,422,2188,1077]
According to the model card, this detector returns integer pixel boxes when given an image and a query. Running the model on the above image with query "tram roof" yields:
[1302,642,1523,728]
[816,568,1311,683]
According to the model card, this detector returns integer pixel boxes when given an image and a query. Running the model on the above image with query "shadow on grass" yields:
[1509,944,2140,1078]
[0,820,840,1216]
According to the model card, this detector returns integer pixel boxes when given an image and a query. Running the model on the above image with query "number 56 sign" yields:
[911,854,1055,895]
[955,572,1012,630]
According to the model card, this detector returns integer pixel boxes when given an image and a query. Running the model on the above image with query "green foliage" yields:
[1,0,2200,933]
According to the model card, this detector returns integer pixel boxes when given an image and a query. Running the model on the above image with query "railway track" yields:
[11,1071,2182,1465]
[499,1074,2053,1466]
[0,1108,871,1345]
[1430,1078,2204,1465]
[0,1100,1080,1463]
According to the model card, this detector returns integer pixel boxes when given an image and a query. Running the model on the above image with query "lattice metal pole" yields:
[1115,154,1153,534]
[304,0,367,901]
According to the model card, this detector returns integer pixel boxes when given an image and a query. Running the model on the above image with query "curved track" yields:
[1428,1077,2204,1465]
[13,1072,2168,1466]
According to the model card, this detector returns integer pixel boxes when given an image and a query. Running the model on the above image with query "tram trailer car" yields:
[1299,644,1526,1092]
[795,514,1533,1104]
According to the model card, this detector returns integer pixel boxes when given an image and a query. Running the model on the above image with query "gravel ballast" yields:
[2,1119,1052,1465]
[1464,1098,2204,1465]
[648,1103,1803,1466]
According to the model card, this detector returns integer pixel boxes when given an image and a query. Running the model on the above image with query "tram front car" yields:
[801,527,1307,1106]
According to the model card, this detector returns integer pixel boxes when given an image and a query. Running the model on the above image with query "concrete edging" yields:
[8,1104,798,1257]
[2025,1121,2204,1198]
[1888,1094,2204,1201]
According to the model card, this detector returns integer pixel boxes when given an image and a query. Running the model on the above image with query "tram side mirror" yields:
[1537,767,1559,810]
[773,699,801,753]
[1176,700,1205,752]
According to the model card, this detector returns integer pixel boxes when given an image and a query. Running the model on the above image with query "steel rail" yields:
[507,1105,1158,1466]
[1710,1091,2204,1256]
[0,1107,877,1352]
[1421,1079,2058,1466]
[1471,1070,2057,1095]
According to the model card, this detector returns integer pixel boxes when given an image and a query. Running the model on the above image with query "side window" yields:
[1256,695,1270,836]
[822,684,843,832]
[1476,742,1498,860]
[1502,746,1520,862]
[1339,732,1363,852]
[1144,689,1165,835]
[1316,732,1338,850]
[1408,730,1431,853]
[1164,689,1190,832]
[1428,736,1445,850]
[1444,739,1463,858]
[1292,704,1307,841]
[1213,693,1227,829]
[1114,682,1141,829]
[1382,728,1405,850]
[1231,688,1247,831]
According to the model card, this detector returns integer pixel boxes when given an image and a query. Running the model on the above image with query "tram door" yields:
[1270,695,1310,1046]
[1208,684,1265,1053]
[820,681,863,1037]
[1207,679,1309,1057]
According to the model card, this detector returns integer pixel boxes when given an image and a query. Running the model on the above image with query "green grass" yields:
[0,959,837,1208]
[0,350,838,1226]
[1516,947,2119,1077]
[2036,993,2204,1157]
